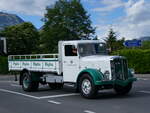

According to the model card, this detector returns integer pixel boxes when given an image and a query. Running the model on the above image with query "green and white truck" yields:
[8,40,136,98]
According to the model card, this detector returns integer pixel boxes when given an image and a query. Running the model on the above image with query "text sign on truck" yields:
[123,40,142,47]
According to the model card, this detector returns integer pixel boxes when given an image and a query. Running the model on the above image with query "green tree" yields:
[141,41,150,49]
[104,28,125,54]
[104,28,117,53]
[1,22,39,55]
[115,37,125,50]
[41,0,95,53]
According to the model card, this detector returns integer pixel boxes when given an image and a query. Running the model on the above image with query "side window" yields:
[65,45,77,56]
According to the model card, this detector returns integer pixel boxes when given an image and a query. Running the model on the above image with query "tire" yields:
[22,72,39,92]
[48,83,63,89]
[114,82,132,95]
[79,74,98,99]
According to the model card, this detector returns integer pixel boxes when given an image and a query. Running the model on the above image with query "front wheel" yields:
[22,72,39,92]
[114,82,132,95]
[79,74,98,99]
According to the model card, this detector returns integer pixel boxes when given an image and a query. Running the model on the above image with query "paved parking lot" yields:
[0,76,150,113]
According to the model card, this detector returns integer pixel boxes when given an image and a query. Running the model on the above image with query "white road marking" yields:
[143,78,148,81]
[0,88,40,99]
[137,78,148,81]
[0,88,79,100]
[39,93,79,99]
[84,110,96,113]
[48,100,61,105]
[10,84,21,87]
[138,91,150,94]
[0,81,18,83]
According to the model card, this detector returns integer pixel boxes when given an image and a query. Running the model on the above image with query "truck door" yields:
[62,44,79,82]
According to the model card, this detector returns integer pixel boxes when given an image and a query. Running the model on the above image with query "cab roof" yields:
[59,40,102,45]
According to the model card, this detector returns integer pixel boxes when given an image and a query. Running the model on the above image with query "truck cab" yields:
[8,40,136,99]
[59,40,109,82]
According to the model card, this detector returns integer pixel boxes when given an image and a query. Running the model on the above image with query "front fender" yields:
[78,68,104,85]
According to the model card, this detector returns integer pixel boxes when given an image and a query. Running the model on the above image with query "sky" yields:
[0,0,150,40]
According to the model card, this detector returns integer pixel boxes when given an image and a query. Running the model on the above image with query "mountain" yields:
[139,36,150,41]
[0,12,24,30]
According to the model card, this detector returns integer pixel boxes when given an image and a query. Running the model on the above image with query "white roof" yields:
[60,40,102,45]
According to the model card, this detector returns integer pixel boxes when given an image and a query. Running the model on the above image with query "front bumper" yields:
[95,77,137,86]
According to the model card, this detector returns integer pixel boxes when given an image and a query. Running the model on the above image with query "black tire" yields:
[79,74,98,99]
[48,83,63,89]
[114,82,132,95]
[22,72,39,92]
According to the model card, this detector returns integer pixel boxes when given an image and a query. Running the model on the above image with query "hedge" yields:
[113,49,150,74]
[0,56,8,74]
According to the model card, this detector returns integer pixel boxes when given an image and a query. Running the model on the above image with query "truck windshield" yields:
[78,43,107,57]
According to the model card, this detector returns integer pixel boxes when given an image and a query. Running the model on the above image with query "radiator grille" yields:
[111,58,128,80]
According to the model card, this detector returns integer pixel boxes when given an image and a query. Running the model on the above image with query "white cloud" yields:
[96,0,150,40]
[0,0,56,16]
[92,0,125,12]
[125,0,150,23]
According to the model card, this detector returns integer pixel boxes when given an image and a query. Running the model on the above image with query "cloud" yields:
[96,0,150,40]
[92,0,125,12]
[0,0,56,16]
[125,0,150,23]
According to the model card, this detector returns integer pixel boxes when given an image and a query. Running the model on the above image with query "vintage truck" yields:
[8,40,136,98]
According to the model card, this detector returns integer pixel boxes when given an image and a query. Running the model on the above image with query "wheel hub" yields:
[23,74,30,89]
[82,79,91,95]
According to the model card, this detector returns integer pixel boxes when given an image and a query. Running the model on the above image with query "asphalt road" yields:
[0,77,150,113]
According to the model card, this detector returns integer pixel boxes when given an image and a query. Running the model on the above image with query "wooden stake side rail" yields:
[8,54,60,73]
[8,54,59,61]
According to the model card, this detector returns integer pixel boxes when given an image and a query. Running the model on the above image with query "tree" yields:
[41,0,95,53]
[104,28,125,54]
[1,22,39,55]
[141,41,150,49]
[115,37,125,50]
[104,28,117,53]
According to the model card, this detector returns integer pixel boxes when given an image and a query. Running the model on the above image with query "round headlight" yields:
[130,68,135,75]
[104,70,110,77]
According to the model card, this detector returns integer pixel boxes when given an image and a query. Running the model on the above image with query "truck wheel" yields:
[114,83,132,95]
[22,72,39,92]
[79,74,98,99]
[48,83,63,89]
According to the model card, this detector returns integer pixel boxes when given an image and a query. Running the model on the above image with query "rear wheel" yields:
[114,82,132,95]
[79,74,98,99]
[22,72,39,92]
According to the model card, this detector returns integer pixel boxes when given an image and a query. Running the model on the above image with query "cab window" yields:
[65,45,77,56]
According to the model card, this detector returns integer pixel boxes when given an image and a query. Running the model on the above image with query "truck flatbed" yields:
[8,54,59,73]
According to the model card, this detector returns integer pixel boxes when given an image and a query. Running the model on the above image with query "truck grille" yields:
[111,58,128,80]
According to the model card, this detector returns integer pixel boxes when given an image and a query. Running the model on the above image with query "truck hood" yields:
[80,55,123,61]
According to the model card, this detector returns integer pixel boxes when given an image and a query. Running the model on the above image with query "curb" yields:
[135,74,150,78]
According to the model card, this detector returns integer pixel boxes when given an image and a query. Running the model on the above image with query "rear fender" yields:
[20,69,42,85]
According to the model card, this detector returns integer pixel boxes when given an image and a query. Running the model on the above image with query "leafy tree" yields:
[104,28,125,54]
[1,22,39,55]
[141,41,150,49]
[104,28,117,53]
[115,37,125,50]
[41,0,95,53]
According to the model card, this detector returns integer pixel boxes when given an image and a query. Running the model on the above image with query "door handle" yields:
[70,60,73,64]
